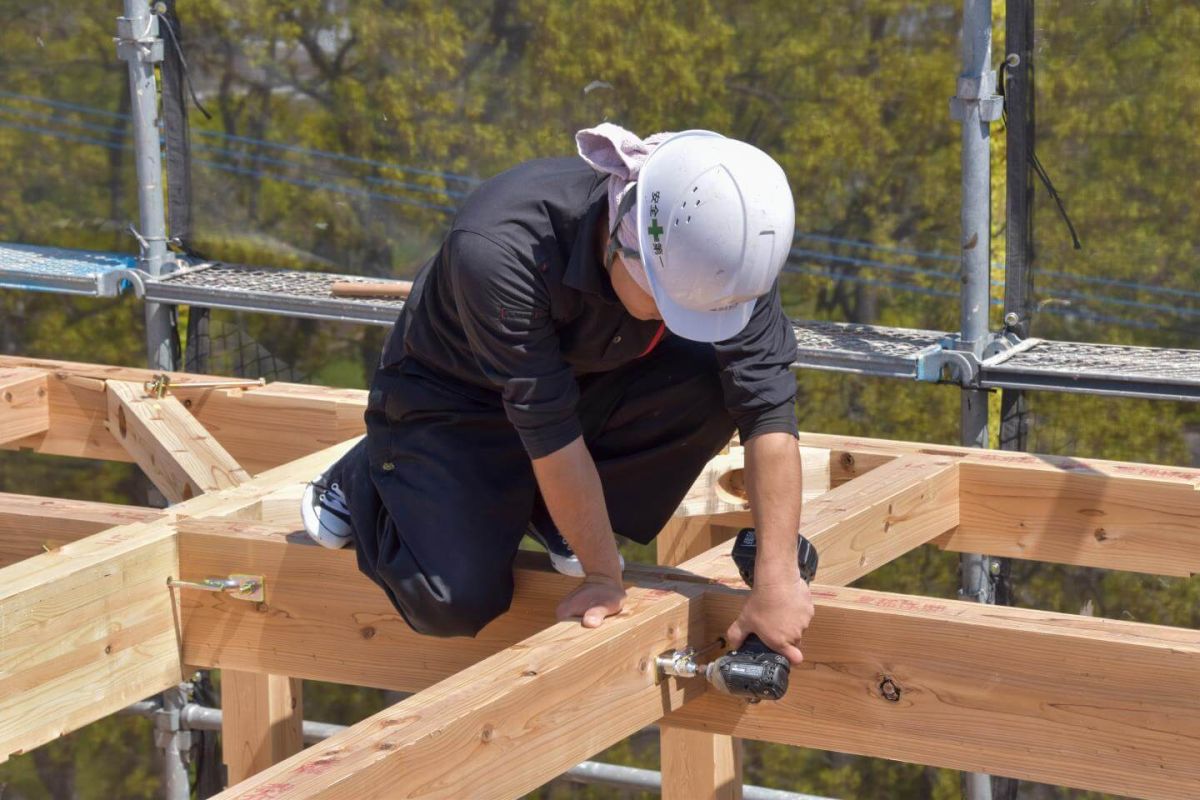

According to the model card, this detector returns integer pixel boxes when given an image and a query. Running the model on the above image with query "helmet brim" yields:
[649,285,756,343]
[635,129,756,343]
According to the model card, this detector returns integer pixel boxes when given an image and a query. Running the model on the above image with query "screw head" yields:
[1004,312,1020,327]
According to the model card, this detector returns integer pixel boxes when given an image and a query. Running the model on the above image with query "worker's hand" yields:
[725,577,813,666]
[557,574,626,628]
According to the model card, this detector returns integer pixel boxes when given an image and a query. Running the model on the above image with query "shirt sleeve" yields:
[445,228,582,458]
[713,279,800,442]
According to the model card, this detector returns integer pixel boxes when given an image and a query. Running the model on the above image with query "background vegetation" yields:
[2,1,1197,798]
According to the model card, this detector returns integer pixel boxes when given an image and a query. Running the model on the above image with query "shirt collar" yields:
[563,183,619,304]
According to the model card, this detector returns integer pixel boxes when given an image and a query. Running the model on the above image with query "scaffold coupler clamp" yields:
[915,331,1023,388]
[115,6,164,64]
[949,69,1004,123]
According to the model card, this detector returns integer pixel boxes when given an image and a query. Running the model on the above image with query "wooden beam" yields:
[177,519,562,690]
[222,671,304,785]
[0,356,365,473]
[678,454,960,587]
[0,493,162,568]
[941,459,1200,576]
[188,513,1200,798]
[0,368,49,445]
[0,517,181,762]
[214,581,705,800]
[657,520,744,800]
[719,435,1200,578]
[106,380,251,503]
[673,445,831,523]
[668,584,1200,800]
[660,726,742,800]
[0,439,360,762]
[10,353,1199,577]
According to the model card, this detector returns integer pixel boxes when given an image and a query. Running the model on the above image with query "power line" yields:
[782,263,1162,331]
[0,118,455,215]
[0,101,463,204]
[0,90,480,187]
[795,230,1200,302]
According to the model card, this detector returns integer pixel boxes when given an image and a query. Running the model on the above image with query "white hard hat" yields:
[635,130,795,342]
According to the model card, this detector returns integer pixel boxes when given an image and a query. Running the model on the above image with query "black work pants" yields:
[335,335,735,638]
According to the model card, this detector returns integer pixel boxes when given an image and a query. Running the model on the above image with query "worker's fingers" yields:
[777,643,804,666]
[582,604,610,628]
[724,619,747,650]
[555,580,625,627]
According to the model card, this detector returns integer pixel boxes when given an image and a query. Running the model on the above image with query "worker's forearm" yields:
[744,431,803,584]
[531,436,623,580]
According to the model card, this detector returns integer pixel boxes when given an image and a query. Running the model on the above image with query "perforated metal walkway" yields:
[0,242,139,296]
[5,244,1200,401]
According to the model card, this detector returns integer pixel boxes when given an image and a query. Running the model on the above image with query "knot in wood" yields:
[360,626,377,640]
[879,676,902,702]
[480,724,495,743]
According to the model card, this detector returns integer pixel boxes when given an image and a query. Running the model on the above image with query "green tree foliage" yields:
[1,2,1197,798]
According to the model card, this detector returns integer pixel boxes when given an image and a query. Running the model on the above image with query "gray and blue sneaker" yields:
[526,523,624,578]
[301,472,353,549]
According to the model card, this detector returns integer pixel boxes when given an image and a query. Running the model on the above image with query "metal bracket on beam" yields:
[949,68,1004,123]
[167,574,266,603]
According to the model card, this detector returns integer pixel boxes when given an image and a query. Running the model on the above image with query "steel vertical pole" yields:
[118,0,175,371]
[951,2,1001,798]
[154,684,192,800]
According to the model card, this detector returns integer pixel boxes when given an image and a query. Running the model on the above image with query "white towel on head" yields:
[575,123,673,295]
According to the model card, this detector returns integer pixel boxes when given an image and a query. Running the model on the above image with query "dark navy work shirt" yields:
[381,157,798,459]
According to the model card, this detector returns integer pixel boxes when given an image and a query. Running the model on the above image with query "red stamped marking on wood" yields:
[971,451,1044,466]
[854,595,948,614]
[294,757,339,776]
[1110,463,1200,481]
[236,783,295,800]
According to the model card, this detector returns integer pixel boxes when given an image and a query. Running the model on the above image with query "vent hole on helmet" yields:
[695,199,701,206]
[686,215,692,223]
[673,219,679,226]
[692,186,698,192]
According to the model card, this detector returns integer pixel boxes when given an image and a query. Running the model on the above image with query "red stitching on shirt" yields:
[638,322,666,358]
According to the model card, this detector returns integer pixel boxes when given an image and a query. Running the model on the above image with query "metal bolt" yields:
[1004,311,1020,327]
[381,462,395,472]
[1005,53,1021,67]
[989,559,1001,576]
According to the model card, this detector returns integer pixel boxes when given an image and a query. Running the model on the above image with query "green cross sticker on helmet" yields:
[635,130,795,343]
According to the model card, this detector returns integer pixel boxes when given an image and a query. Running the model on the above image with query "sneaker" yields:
[301,473,354,549]
[526,523,624,578]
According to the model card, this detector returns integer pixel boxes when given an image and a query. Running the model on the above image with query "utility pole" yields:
[950,1,1003,798]
[117,0,176,371]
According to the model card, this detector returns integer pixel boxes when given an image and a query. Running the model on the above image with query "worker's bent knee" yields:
[390,574,514,638]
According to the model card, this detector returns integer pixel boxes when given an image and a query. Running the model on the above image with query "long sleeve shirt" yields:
[381,157,798,459]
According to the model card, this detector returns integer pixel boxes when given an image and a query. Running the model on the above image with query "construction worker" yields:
[301,125,813,665]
